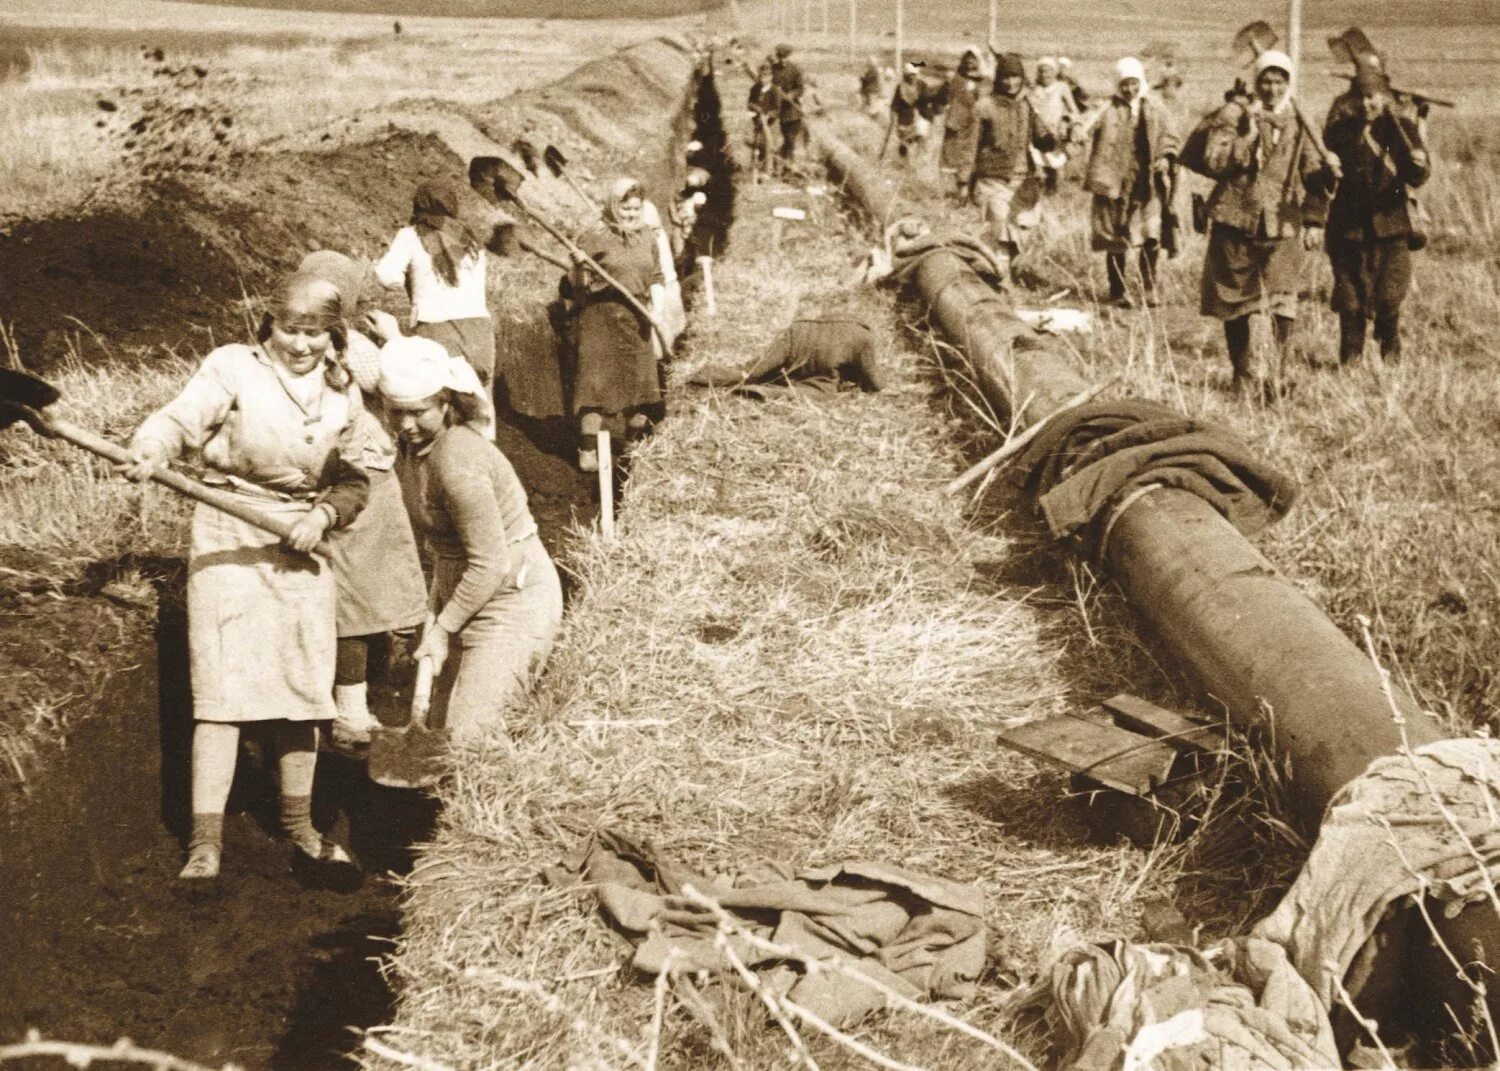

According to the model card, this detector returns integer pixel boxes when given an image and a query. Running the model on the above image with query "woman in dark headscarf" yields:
[375,182,497,413]
[568,178,665,472]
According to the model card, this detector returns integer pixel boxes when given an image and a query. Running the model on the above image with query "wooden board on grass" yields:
[998,712,1178,796]
[1102,694,1224,752]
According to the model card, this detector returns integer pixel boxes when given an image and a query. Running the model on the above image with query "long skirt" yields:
[1200,224,1303,321]
[187,497,336,723]
[415,316,496,388]
[1090,194,1160,253]
[429,534,563,742]
[328,467,427,638]
[1328,237,1413,317]
[573,297,660,414]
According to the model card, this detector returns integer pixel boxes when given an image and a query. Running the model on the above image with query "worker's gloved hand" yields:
[284,503,334,554]
[1301,224,1324,252]
[118,440,168,483]
[414,619,452,676]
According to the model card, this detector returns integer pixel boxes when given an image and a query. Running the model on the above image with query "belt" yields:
[203,472,317,504]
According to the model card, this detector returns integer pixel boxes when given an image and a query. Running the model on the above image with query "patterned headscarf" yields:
[601,178,645,236]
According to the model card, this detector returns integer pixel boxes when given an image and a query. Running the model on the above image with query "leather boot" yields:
[1339,312,1368,365]
[1375,311,1402,361]
[1225,317,1252,387]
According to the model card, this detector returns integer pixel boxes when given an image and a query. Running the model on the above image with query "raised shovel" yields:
[469,155,674,359]
[0,366,333,556]
[541,143,601,213]
[1231,20,1342,179]
[367,654,442,789]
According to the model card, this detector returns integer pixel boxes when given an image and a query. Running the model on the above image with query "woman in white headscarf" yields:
[569,177,665,472]
[121,272,370,879]
[378,336,562,743]
[1085,56,1179,307]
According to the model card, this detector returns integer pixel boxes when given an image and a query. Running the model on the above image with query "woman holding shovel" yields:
[376,182,498,422]
[570,178,666,473]
[121,272,370,880]
[377,336,563,744]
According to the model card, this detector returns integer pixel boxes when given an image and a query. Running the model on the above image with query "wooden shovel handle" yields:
[47,415,332,557]
[410,656,435,728]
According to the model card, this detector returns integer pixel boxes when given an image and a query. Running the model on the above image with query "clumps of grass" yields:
[378,82,1215,1071]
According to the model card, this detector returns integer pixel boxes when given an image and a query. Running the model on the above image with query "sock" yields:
[334,682,370,722]
[188,812,224,854]
[279,794,318,851]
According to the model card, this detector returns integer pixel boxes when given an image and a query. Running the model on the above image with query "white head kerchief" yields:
[377,336,485,405]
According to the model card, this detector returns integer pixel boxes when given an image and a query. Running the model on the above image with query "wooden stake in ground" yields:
[697,255,718,316]
[943,378,1116,496]
[597,430,615,540]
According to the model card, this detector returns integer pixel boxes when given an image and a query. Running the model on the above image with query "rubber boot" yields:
[1105,253,1130,307]
[1139,245,1160,307]
[1339,312,1368,365]
[1375,310,1402,361]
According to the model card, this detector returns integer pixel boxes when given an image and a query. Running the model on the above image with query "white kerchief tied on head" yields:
[1114,56,1147,117]
[377,336,485,405]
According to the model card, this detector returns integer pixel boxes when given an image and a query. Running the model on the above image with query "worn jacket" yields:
[773,59,805,123]
[1085,94,1178,201]
[971,93,1056,182]
[1194,99,1330,237]
[1322,92,1430,242]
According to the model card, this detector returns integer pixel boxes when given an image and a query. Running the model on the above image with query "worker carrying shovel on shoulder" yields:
[1181,36,1338,401]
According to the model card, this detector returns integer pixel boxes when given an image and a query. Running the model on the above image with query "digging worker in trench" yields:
[1321,52,1431,365]
[377,336,563,744]
[1085,57,1179,308]
[376,182,498,436]
[567,178,667,473]
[120,272,370,880]
[969,51,1058,282]
[1189,49,1335,397]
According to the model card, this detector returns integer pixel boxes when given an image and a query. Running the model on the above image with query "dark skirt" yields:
[572,297,660,415]
[415,316,496,387]
[1200,224,1304,320]
[1328,237,1413,316]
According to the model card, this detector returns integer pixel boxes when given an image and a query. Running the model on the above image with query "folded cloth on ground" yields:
[1013,399,1297,546]
[545,829,986,1026]
[688,318,885,396]
[1254,737,1500,1012]
[1018,935,1339,1070]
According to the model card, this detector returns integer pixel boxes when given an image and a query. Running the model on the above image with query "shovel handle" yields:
[47,415,333,557]
[410,656,435,728]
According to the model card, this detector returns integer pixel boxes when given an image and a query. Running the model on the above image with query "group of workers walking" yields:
[827,36,1432,396]
[119,161,689,879]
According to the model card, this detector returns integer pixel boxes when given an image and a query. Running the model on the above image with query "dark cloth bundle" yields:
[690,318,885,395]
[1014,399,1297,548]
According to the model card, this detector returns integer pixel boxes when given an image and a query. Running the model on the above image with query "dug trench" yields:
[0,43,730,1070]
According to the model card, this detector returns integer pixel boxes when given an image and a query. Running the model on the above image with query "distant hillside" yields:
[172,0,722,16]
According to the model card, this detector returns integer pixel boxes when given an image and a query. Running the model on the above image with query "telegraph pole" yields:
[1288,0,1302,92]
[895,0,903,76]
[988,0,998,49]
[848,0,856,58]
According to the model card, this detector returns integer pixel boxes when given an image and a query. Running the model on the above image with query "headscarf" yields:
[262,272,350,389]
[958,48,982,77]
[994,52,1026,91]
[376,336,486,406]
[602,178,645,236]
[298,250,372,323]
[1114,56,1147,115]
[410,181,481,289]
[1036,56,1058,73]
[775,43,792,59]
[1254,49,1293,81]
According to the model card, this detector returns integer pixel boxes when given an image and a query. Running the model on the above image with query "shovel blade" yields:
[367,724,447,789]
[1330,26,1378,65]
[1232,20,1278,59]
[510,138,541,175]
[0,367,61,411]
[470,155,527,201]
[542,143,568,178]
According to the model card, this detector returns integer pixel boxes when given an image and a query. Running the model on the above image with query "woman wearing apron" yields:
[123,273,370,879]
[377,337,563,743]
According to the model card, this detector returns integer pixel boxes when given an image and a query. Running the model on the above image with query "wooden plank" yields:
[998,713,1177,795]
[1102,694,1223,752]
